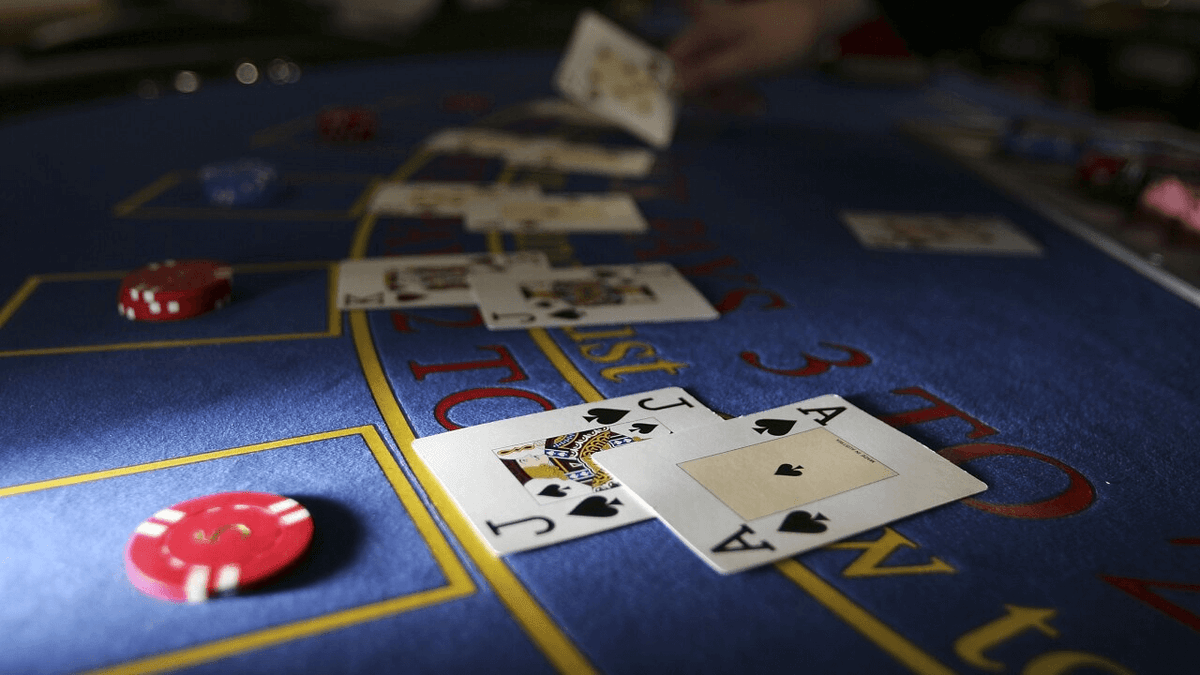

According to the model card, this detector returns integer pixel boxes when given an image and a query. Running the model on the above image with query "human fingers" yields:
[667,4,737,66]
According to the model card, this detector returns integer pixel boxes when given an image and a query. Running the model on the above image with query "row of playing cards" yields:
[412,390,987,574]
[336,253,719,330]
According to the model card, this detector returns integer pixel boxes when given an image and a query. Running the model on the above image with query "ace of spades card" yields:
[410,387,723,555]
[469,263,718,330]
[839,211,1043,256]
[336,252,548,310]
[554,9,678,149]
[594,395,987,574]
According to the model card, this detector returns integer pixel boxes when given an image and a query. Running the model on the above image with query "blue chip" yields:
[199,158,281,207]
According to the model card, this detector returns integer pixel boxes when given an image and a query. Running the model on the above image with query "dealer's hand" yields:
[668,0,873,94]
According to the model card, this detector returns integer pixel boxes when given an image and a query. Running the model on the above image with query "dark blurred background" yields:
[3,0,1200,125]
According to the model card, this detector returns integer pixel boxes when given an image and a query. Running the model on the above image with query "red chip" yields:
[318,106,377,143]
[118,259,232,321]
[124,491,314,603]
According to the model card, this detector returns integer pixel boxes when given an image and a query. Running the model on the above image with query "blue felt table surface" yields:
[2,50,1198,674]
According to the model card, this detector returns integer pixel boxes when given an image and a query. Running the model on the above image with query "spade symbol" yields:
[753,419,796,436]
[775,463,804,477]
[550,308,584,320]
[778,511,828,534]
[538,485,570,498]
[584,408,629,425]
[629,422,658,435]
[569,496,622,518]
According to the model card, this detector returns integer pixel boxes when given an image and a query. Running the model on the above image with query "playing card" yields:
[462,192,647,234]
[594,395,987,574]
[411,387,723,555]
[423,127,654,177]
[421,128,533,157]
[840,212,1043,256]
[336,252,548,310]
[508,139,655,177]
[367,181,540,217]
[470,262,718,330]
[554,9,678,148]
[522,98,621,127]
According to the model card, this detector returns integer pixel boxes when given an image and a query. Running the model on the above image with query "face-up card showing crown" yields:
[411,387,722,555]
[469,263,718,330]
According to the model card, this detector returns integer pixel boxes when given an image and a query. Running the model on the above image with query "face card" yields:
[470,262,719,330]
[367,181,540,217]
[462,193,648,234]
[410,387,723,555]
[554,9,678,149]
[594,395,987,574]
[336,252,548,309]
[840,212,1043,256]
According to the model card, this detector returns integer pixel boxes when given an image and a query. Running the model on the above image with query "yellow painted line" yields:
[0,331,335,359]
[0,428,353,497]
[360,424,474,592]
[88,584,471,675]
[388,148,433,181]
[527,329,604,402]
[0,262,339,357]
[4,425,477,675]
[774,559,957,675]
[325,263,342,337]
[0,276,41,330]
[112,172,180,217]
[347,148,435,259]
[347,177,383,218]
[349,310,597,675]
[486,230,504,253]
[349,213,377,260]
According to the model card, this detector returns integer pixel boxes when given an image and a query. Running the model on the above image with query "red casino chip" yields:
[124,491,314,603]
[318,106,377,143]
[118,259,232,321]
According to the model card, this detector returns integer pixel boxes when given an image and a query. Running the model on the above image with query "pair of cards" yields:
[841,211,1044,256]
[422,127,654,177]
[412,390,987,574]
[336,254,719,330]
[367,180,648,234]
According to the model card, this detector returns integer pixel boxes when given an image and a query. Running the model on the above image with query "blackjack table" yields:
[3,46,1198,675]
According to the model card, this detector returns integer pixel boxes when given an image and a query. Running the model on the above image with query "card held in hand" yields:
[594,395,987,574]
[410,387,723,555]
[554,9,678,148]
